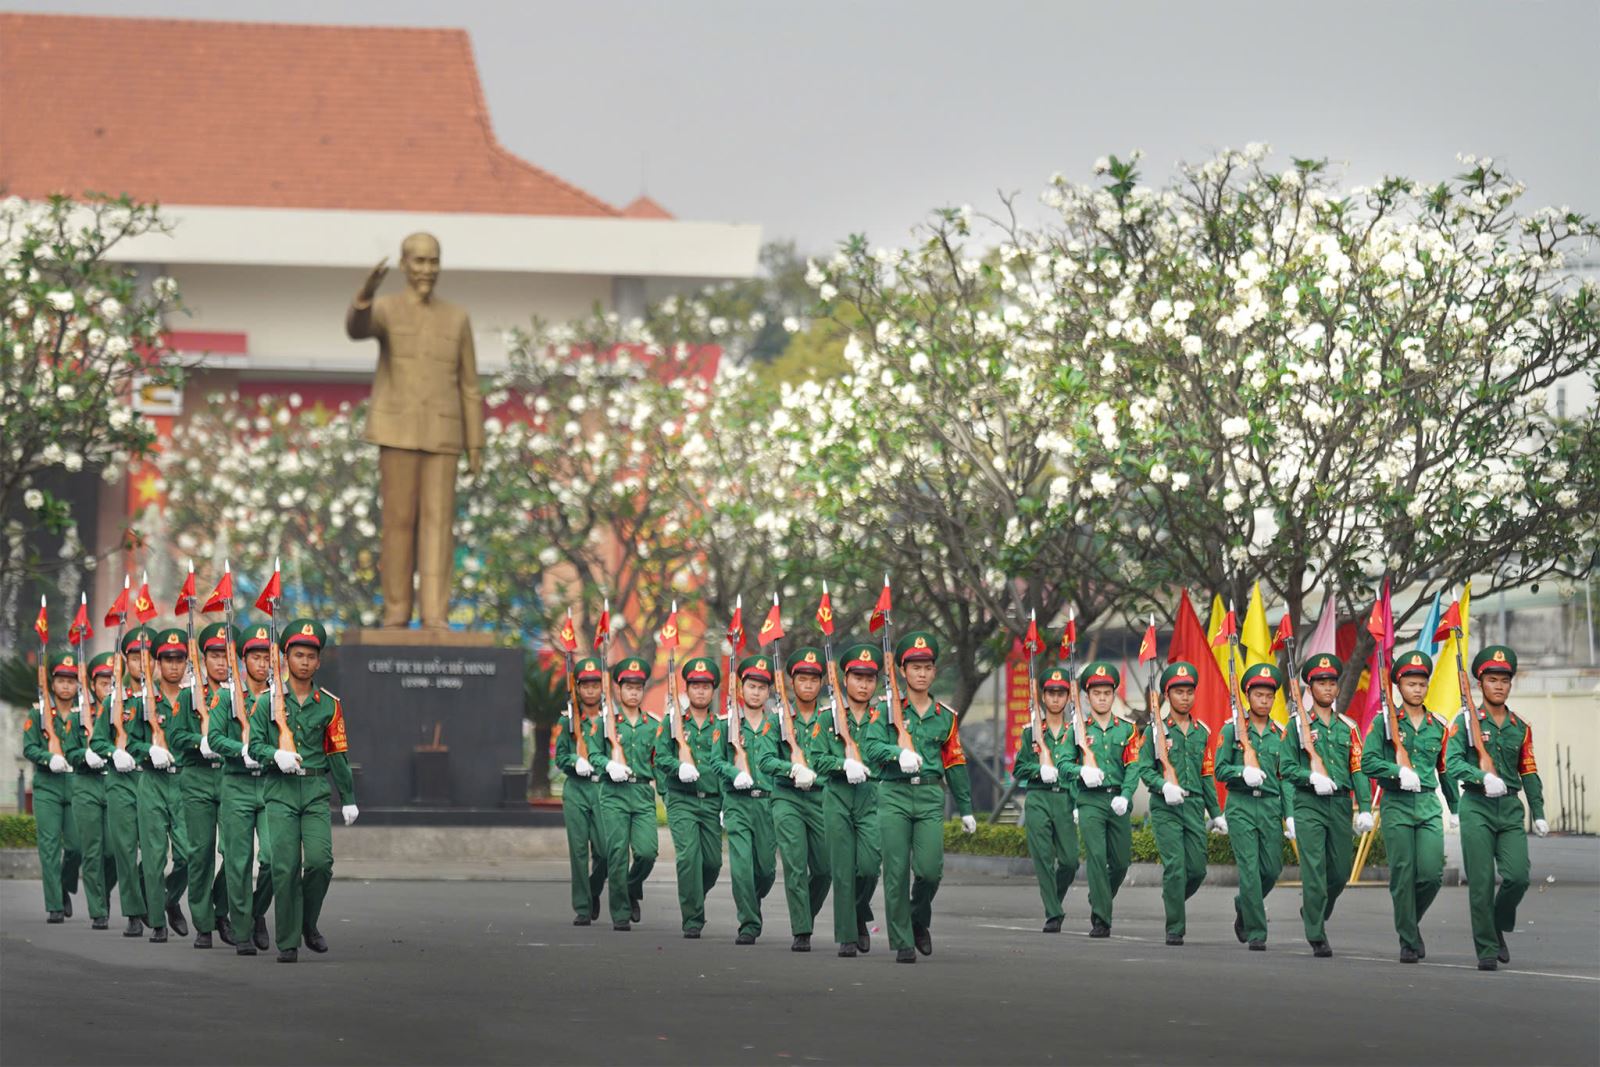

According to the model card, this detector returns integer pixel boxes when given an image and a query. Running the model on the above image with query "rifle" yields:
[1282,620,1330,780]
[36,597,64,760]
[140,617,165,752]
[598,598,624,767]
[665,601,691,768]
[1375,639,1412,773]
[265,573,296,763]
[1148,645,1180,790]
[563,608,587,766]
[183,560,211,737]
[820,583,862,768]
[725,599,750,779]
[875,579,915,752]
[222,570,251,750]
[1224,603,1259,771]
[110,576,130,750]
[768,596,808,773]
[1450,614,1495,775]
[1065,610,1098,772]
[1024,609,1054,776]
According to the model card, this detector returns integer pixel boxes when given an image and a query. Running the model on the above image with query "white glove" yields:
[1309,772,1336,796]
[84,750,106,770]
[719,810,725,828]
[341,804,359,825]
[678,762,700,784]
[48,754,70,774]
[1210,815,1230,835]
[606,760,631,783]
[793,764,818,789]
[898,748,923,774]
[1110,796,1130,817]
[1242,765,1265,789]
[148,745,172,770]
[1354,811,1375,834]
[1079,765,1105,789]
[961,815,977,834]
[1482,772,1507,798]
[242,749,261,770]
[1072,808,1080,825]
[112,748,134,773]
[1398,766,1422,792]
[1039,763,1059,784]
[273,749,301,775]
[843,758,868,785]
[1534,818,1549,837]
[574,756,593,779]
[1449,812,1460,831]
[1161,781,1186,806]
[1284,817,1297,841]
[733,771,754,791]
[200,736,217,760]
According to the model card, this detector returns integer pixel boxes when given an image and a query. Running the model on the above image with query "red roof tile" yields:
[621,195,673,219]
[0,13,618,217]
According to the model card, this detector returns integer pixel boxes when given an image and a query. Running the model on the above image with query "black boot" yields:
[1089,920,1110,938]
[194,932,212,949]
[1233,901,1246,944]
[62,895,73,918]
[1248,939,1266,951]
[149,926,168,943]
[1415,936,1426,960]
[735,932,756,945]
[857,921,871,954]
[91,917,109,930]
[237,942,258,956]
[1311,940,1332,958]
[46,911,64,924]
[573,915,592,926]
[1478,958,1498,971]
[123,917,144,938]
[303,929,329,953]
[895,947,917,963]
[1043,916,1063,934]
[1496,930,1510,964]
[913,925,932,956]
[613,921,631,931]
[1166,935,1184,946]
[252,917,270,952]
[277,948,297,963]
[683,929,701,939]
[166,904,189,937]
[216,915,236,947]
[838,943,857,957]
[791,934,811,952]
[1400,944,1418,964]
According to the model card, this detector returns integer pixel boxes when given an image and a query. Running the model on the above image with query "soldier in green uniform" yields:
[1065,660,1138,938]
[653,655,725,938]
[762,647,829,951]
[713,654,781,945]
[93,626,155,936]
[1133,661,1222,946]
[553,655,608,926]
[814,642,881,957]
[205,621,277,954]
[65,652,119,929]
[1446,645,1547,971]
[245,619,358,962]
[1012,664,1080,934]
[1361,649,1459,963]
[1215,663,1293,951]
[594,656,660,930]
[167,622,231,947]
[859,631,975,964]
[127,628,194,942]
[23,650,83,922]
[1280,652,1373,957]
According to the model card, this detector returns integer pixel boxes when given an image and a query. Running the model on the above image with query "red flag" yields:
[253,568,282,616]
[757,599,784,647]
[1021,613,1043,655]
[1364,577,1392,652]
[727,602,746,656]
[201,569,233,614]
[133,578,158,623]
[1433,600,1462,644]
[1058,615,1077,660]
[174,566,197,616]
[658,604,681,650]
[816,586,835,637]
[68,598,92,645]
[558,611,578,652]
[1271,612,1293,653]
[868,578,892,634]
[1210,608,1237,648]
[1168,589,1231,804]
[32,597,47,644]
[1137,620,1157,663]
[592,606,611,649]
[104,583,129,628]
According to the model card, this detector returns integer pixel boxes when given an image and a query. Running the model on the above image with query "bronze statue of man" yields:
[345,233,484,629]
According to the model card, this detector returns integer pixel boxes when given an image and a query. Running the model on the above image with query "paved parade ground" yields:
[3,868,1597,1065]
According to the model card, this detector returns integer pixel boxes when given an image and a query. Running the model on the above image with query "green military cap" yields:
[237,621,273,655]
[737,654,775,683]
[1300,653,1342,683]
[1040,664,1072,691]
[153,627,189,658]
[571,655,604,682]
[121,625,156,654]
[1160,661,1199,691]
[198,621,237,653]
[681,656,721,686]
[895,630,939,665]
[840,642,882,675]
[280,618,328,652]
[1472,645,1517,678]
[1392,649,1432,679]
[610,656,650,684]
[1079,660,1119,689]
[1243,662,1283,691]
[49,650,81,677]
[786,646,825,677]
[89,651,117,678]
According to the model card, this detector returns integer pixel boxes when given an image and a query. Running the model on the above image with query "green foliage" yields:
[0,814,37,848]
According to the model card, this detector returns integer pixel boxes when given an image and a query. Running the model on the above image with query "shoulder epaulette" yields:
[1270,721,1286,737]
[320,687,340,702]
[1337,713,1358,731]
[1113,709,1134,724]
[1194,719,1211,734]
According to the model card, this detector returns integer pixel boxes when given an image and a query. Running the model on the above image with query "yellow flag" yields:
[1209,591,1252,711]
[1239,582,1290,722]
[1425,582,1472,717]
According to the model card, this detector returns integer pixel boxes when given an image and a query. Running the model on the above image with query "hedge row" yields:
[1,814,37,848]
[943,818,1387,868]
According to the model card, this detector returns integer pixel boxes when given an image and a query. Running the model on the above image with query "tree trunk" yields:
[1337,628,1376,715]
[529,722,554,798]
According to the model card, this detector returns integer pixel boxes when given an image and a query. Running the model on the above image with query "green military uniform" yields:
[92,627,157,933]
[594,656,660,927]
[1063,661,1138,935]
[22,652,83,918]
[815,642,882,954]
[1215,663,1294,948]
[859,631,973,960]
[1280,653,1372,953]
[245,619,356,958]
[653,656,725,936]
[1360,650,1459,960]
[64,652,120,926]
[1134,662,1222,942]
[1445,646,1545,968]
[1012,664,1080,930]
[205,622,276,952]
[167,622,230,940]
[761,647,833,945]
[126,628,195,937]
[713,655,782,942]
[554,655,608,925]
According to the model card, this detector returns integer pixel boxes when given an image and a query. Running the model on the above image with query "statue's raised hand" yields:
[357,257,389,304]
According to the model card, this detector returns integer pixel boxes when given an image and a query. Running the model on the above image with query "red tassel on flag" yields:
[868,577,892,634]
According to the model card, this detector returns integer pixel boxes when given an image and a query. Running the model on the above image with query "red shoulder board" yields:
[322,698,348,755]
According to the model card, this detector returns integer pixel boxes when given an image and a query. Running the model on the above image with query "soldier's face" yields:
[845,671,877,703]
[902,660,935,693]
[791,673,822,703]
[1247,686,1275,716]
[1041,689,1069,715]
[576,679,602,707]
[286,646,320,682]
[1479,673,1512,706]
[686,681,714,710]
[126,654,145,681]
[244,650,270,684]
[205,650,229,683]
[1087,685,1115,713]
[1397,675,1428,707]
[1310,679,1339,708]
[93,677,113,701]
[618,681,645,709]
[157,654,187,684]
[741,679,770,710]
[402,236,440,297]
[51,675,78,703]
[1167,685,1196,714]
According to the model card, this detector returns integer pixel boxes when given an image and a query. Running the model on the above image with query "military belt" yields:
[1462,783,1521,797]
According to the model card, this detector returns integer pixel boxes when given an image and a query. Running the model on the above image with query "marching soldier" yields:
[594,656,660,931]
[168,621,231,947]
[93,626,156,936]
[714,654,781,945]
[860,631,975,964]
[653,655,725,938]
[1012,664,1079,934]
[65,652,119,929]
[1133,661,1221,946]
[245,619,359,962]
[206,621,277,954]
[1066,660,1138,938]
[763,647,829,951]
[1280,652,1372,957]
[1361,649,1459,963]
[553,655,608,927]
[1215,664,1293,951]
[1446,645,1547,970]
[127,628,193,942]
[815,642,881,957]
[23,650,83,922]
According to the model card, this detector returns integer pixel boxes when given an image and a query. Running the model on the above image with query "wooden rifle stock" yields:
[1452,625,1495,774]
[1283,634,1330,780]
[878,627,914,751]
[822,646,862,765]
[1067,650,1098,771]
[565,651,588,764]
[1225,632,1260,770]
[1150,680,1180,789]
[771,642,808,771]
[140,646,167,750]
[38,652,65,759]
[1376,652,1411,771]
[667,651,693,767]
[269,639,295,756]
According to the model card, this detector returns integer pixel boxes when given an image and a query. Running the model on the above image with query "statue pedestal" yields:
[321,633,524,815]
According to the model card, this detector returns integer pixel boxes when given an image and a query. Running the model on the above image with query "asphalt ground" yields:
[3,863,1597,1067]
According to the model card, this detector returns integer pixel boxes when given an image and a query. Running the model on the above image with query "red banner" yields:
[1002,639,1033,773]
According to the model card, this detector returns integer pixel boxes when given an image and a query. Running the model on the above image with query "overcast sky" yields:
[12,0,1599,254]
